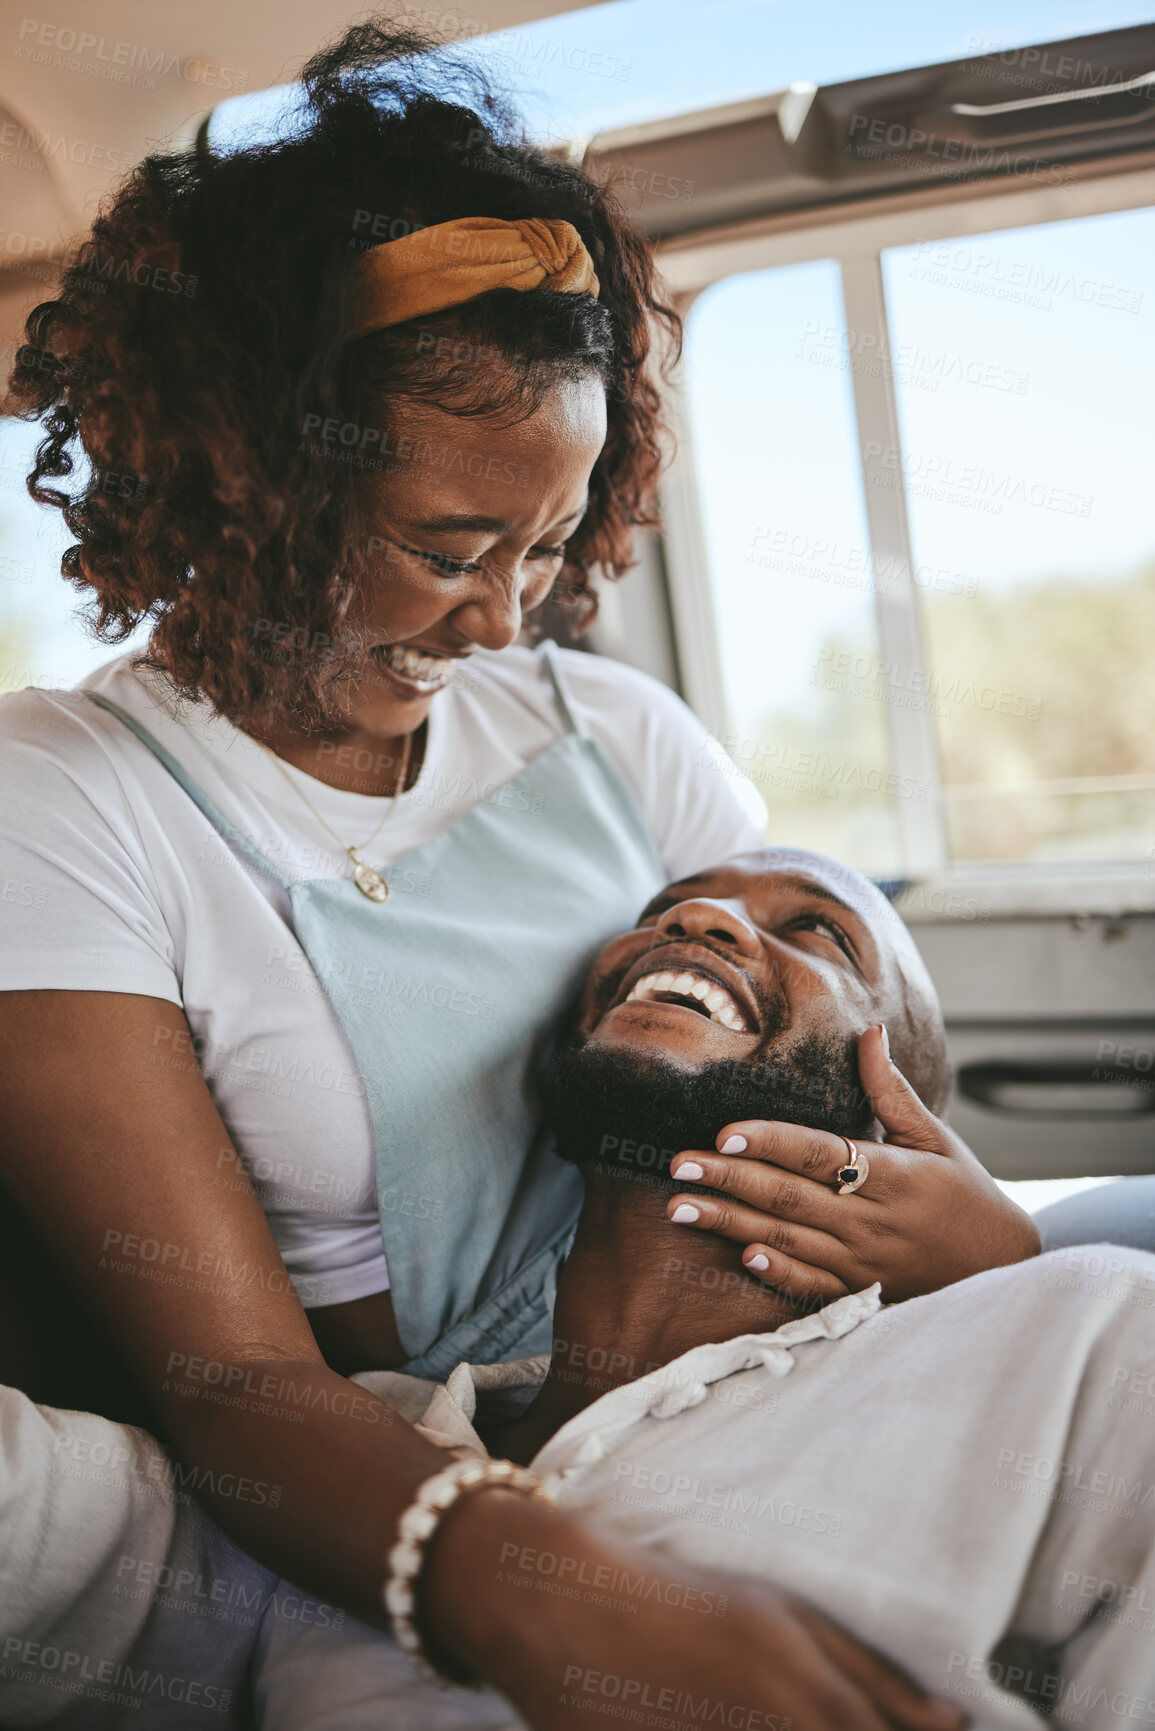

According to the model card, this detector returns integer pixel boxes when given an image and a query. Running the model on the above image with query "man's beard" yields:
[548,1031,875,1183]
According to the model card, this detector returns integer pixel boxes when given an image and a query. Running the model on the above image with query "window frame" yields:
[655,156,1155,903]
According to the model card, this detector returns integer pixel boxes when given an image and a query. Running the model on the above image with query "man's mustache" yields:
[595,944,792,1051]
[548,1032,876,1185]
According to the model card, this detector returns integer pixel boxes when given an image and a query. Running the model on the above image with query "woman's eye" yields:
[424,553,482,576]
[390,538,564,576]
[392,540,482,577]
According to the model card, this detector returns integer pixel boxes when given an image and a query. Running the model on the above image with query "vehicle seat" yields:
[1033,1177,1155,1253]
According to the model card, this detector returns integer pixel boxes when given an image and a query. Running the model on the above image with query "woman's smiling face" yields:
[346,372,608,735]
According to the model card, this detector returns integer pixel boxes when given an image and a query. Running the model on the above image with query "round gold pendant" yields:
[352,861,389,903]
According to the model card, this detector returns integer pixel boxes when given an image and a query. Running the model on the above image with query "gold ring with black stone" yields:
[836,1138,869,1195]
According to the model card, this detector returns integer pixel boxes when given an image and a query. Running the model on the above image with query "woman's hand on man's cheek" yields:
[666,1023,1041,1305]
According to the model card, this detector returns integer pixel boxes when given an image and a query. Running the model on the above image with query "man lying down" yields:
[250,849,1155,1730]
[3,851,1153,1730]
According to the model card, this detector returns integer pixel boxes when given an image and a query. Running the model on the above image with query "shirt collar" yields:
[418,1285,883,1475]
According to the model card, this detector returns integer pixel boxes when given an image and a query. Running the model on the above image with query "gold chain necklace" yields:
[261,730,414,904]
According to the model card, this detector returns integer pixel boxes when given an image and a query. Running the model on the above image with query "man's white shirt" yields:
[6,1251,1155,1729]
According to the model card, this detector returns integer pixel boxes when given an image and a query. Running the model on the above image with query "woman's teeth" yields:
[378,645,454,686]
[624,971,749,1033]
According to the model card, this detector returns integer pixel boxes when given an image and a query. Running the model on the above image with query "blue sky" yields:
[211,0,1155,150]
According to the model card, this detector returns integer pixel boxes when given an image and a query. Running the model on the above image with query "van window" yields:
[680,202,1155,875]
[882,207,1155,865]
[685,260,902,877]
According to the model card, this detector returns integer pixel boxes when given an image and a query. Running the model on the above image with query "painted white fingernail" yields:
[747,1253,770,1271]
[719,1135,747,1154]
[671,1204,701,1225]
[674,1161,704,1181]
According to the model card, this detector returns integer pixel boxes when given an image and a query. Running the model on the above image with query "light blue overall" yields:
[86,646,665,1379]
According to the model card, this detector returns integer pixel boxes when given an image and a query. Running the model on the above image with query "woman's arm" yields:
[0,988,446,1624]
[0,990,966,1730]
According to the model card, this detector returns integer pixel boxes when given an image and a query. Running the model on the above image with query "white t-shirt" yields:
[0,643,765,1307]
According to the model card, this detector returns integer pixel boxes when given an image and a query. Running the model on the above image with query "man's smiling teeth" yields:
[624,971,748,1032]
[379,645,454,685]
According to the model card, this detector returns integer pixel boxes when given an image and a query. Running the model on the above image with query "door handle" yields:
[957,1059,1155,1118]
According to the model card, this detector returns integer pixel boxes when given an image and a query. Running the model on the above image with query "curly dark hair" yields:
[5,20,681,729]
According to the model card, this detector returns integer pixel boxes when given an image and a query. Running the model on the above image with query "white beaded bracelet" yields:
[383,1454,554,1686]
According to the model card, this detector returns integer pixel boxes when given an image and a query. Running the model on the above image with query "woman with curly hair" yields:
[0,20,963,1729]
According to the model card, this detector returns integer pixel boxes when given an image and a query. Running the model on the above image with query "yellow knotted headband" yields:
[348,216,600,338]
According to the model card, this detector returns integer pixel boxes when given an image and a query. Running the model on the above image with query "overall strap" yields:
[538,639,584,738]
[84,691,296,892]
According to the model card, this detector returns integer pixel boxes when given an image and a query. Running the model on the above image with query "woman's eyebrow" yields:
[409,501,589,536]
[408,513,511,534]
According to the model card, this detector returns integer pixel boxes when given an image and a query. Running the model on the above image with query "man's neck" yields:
[484,1168,808,1466]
